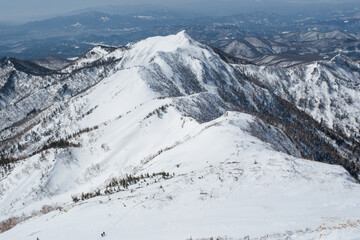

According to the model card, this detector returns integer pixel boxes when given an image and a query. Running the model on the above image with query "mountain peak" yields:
[175,29,189,38]
[133,30,195,51]
[120,30,204,68]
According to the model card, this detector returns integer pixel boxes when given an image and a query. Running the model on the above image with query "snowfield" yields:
[0,31,360,240]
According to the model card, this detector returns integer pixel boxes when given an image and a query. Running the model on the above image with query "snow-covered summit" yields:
[131,30,195,53]
[120,30,206,67]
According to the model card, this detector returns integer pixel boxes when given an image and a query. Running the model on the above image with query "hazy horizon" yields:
[1,0,359,24]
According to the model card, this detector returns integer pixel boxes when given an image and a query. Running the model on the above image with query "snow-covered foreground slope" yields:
[0,31,360,239]
[1,111,360,240]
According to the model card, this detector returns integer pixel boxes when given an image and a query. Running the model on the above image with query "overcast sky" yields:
[1,0,358,23]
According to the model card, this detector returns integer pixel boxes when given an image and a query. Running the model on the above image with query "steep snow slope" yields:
[0,31,359,239]
[237,55,360,139]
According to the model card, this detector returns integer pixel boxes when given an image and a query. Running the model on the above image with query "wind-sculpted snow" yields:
[0,31,359,239]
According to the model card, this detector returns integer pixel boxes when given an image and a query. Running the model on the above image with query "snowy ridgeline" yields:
[0,31,359,240]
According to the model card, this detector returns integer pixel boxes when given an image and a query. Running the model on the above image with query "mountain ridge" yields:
[0,31,359,239]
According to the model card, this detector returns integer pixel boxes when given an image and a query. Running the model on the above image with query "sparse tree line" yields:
[40,139,81,150]
[72,172,174,203]
[141,144,180,165]
[0,118,104,175]
[81,105,98,118]
[143,104,171,120]
[68,125,99,139]
[0,138,81,174]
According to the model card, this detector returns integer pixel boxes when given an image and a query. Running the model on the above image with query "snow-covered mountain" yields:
[237,54,360,140]
[224,37,279,59]
[222,30,360,67]
[0,31,359,240]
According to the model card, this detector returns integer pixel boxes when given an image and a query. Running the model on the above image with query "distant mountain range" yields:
[1,7,360,60]
[221,30,360,67]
